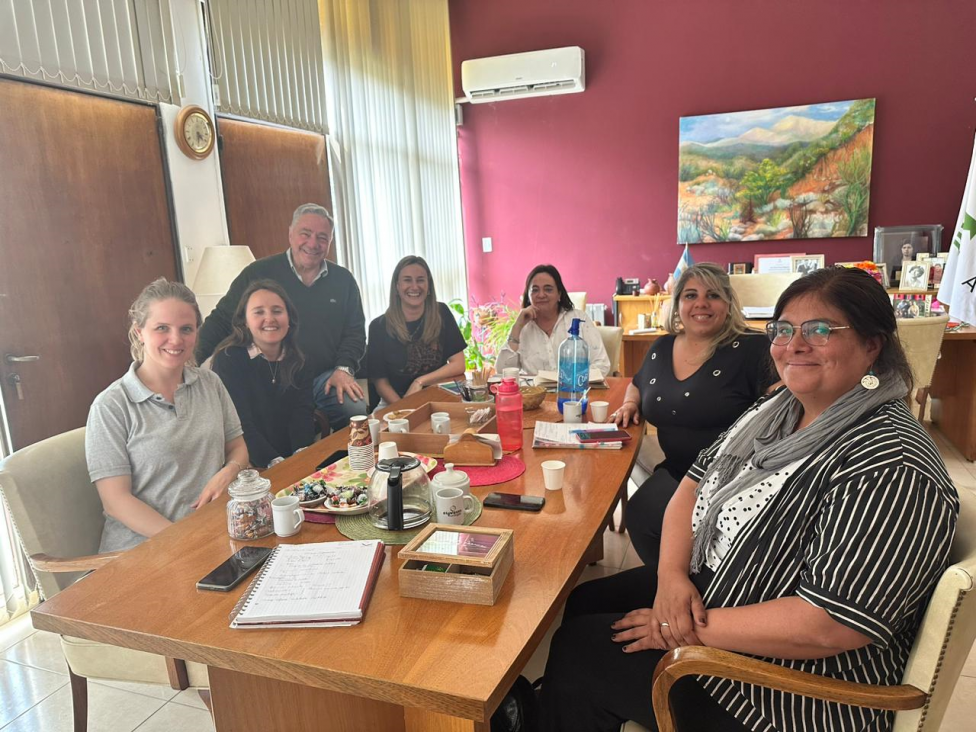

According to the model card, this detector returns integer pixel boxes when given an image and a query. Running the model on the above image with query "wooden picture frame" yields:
[728,262,752,275]
[754,253,803,274]
[873,225,943,286]
[790,254,825,275]
[899,261,931,292]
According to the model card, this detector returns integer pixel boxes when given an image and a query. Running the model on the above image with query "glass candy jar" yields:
[226,469,274,540]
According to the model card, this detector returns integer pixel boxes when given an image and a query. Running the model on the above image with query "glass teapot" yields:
[367,456,432,530]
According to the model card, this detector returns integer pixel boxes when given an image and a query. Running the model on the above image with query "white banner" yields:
[937,135,976,325]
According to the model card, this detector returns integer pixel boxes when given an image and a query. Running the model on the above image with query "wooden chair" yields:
[0,427,209,732]
[623,487,976,732]
[896,314,949,421]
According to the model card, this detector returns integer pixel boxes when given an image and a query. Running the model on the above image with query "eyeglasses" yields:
[765,320,852,346]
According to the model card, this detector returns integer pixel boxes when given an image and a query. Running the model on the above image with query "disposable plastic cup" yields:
[542,460,566,491]
[589,401,610,423]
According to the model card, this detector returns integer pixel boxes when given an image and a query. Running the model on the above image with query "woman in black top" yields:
[540,267,958,731]
[212,280,314,469]
[614,263,774,568]
[367,256,467,406]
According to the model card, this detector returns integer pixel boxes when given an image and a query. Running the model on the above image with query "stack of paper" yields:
[532,422,623,449]
[533,367,606,388]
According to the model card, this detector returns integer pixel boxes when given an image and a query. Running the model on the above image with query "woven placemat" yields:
[335,496,483,545]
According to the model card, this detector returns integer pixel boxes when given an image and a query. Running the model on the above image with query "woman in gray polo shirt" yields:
[86,279,248,553]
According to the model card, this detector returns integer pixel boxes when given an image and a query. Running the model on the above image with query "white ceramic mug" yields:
[388,418,409,434]
[377,441,399,461]
[434,486,475,525]
[431,412,451,435]
[368,418,381,445]
[563,401,583,424]
[589,401,610,423]
[271,495,304,537]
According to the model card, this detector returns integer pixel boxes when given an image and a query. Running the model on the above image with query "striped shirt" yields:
[686,393,959,732]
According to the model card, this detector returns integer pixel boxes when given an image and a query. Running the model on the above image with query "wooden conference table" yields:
[32,379,641,732]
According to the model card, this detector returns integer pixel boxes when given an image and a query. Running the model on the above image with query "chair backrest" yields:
[895,315,949,390]
[0,427,104,599]
[597,325,624,376]
[568,291,587,311]
[895,486,976,731]
[729,273,801,308]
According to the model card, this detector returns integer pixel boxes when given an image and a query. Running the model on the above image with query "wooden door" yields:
[0,79,178,451]
[217,117,332,261]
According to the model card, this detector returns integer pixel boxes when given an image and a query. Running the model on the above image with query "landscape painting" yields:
[678,99,875,243]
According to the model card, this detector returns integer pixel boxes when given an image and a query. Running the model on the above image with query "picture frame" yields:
[873,225,943,287]
[899,260,931,292]
[835,261,888,288]
[754,253,803,275]
[790,254,825,275]
[929,256,947,287]
[728,262,752,275]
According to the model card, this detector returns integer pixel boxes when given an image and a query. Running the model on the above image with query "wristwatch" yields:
[335,365,354,376]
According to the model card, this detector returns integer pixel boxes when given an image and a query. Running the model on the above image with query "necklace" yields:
[267,358,280,384]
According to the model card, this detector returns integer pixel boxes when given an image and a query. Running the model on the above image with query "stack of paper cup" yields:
[347,416,375,471]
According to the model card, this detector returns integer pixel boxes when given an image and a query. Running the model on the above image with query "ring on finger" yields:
[660,622,670,628]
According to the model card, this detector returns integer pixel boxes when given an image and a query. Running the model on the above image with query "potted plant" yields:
[448,298,520,373]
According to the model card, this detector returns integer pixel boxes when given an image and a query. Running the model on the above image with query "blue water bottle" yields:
[557,318,589,415]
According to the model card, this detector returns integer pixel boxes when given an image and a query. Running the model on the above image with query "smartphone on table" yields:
[483,492,545,512]
[574,429,632,443]
[196,546,273,592]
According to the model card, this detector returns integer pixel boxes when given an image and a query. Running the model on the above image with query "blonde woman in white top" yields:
[495,264,610,377]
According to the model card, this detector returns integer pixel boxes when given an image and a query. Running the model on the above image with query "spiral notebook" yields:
[230,540,385,629]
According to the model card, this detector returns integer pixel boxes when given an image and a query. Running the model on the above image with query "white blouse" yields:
[495,309,611,377]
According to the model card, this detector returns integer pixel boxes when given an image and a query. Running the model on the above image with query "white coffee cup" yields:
[388,418,409,433]
[434,486,475,525]
[271,495,304,537]
[368,418,381,445]
[377,441,399,461]
[563,401,583,424]
[541,460,566,491]
[431,412,451,435]
[589,401,610,423]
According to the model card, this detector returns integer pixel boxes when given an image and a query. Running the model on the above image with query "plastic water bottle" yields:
[557,318,589,414]
[494,377,524,452]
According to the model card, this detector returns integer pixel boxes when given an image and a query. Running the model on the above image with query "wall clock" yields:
[174,105,215,160]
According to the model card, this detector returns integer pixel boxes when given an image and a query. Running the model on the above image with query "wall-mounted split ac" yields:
[460,46,585,104]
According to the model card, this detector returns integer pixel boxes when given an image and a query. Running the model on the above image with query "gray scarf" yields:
[690,375,908,573]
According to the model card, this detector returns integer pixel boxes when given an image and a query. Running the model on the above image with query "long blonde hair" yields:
[385,256,442,346]
[667,263,749,360]
[127,278,202,363]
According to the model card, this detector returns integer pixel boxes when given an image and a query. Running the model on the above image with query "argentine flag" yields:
[937,135,976,325]
[674,244,695,280]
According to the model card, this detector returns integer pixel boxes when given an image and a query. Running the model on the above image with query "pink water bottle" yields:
[494,377,524,452]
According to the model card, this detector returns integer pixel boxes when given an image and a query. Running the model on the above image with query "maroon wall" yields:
[450,0,976,319]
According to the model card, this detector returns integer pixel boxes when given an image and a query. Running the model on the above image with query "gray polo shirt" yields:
[86,363,243,552]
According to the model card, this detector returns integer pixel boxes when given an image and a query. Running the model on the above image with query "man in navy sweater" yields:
[196,203,367,431]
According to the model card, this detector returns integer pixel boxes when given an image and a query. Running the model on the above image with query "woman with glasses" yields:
[539,267,958,732]
[613,263,775,569]
[495,263,610,377]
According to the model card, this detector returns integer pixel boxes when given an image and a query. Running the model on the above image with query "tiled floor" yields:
[1,424,974,731]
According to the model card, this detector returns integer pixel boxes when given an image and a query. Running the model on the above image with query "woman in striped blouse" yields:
[539,267,959,732]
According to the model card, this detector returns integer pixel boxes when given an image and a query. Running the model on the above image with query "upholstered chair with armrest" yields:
[622,486,976,732]
[896,314,949,421]
[568,291,587,311]
[0,427,209,732]
[597,325,624,377]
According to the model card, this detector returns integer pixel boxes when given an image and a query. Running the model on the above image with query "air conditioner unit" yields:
[461,47,585,104]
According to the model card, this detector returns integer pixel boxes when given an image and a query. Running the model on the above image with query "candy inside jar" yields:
[226,469,274,540]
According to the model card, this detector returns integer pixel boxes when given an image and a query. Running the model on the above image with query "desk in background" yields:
[32,381,641,732]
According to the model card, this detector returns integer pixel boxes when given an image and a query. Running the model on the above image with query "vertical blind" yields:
[208,0,326,133]
[0,0,179,103]
[320,0,467,321]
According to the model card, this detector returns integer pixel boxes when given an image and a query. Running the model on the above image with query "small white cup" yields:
[541,460,566,491]
[563,401,583,424]
[502,367,520,380]
[368,418,381,445]
[431,412,451,435]
[377,441,399,461]
[272,495,304,537]
[388,418,409,433]
[589,401,610,423]
[434,486,475,525]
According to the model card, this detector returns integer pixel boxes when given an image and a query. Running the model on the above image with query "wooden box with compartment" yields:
[379,401,496,457]
[398,524,514,606]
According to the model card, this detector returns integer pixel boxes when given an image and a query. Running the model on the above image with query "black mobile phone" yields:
[315,449,349,472]
[196,546,273,592]
[483,492,545,512]
[575,429,632,443]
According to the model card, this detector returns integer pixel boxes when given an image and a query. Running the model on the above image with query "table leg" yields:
[930,339,976,461]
